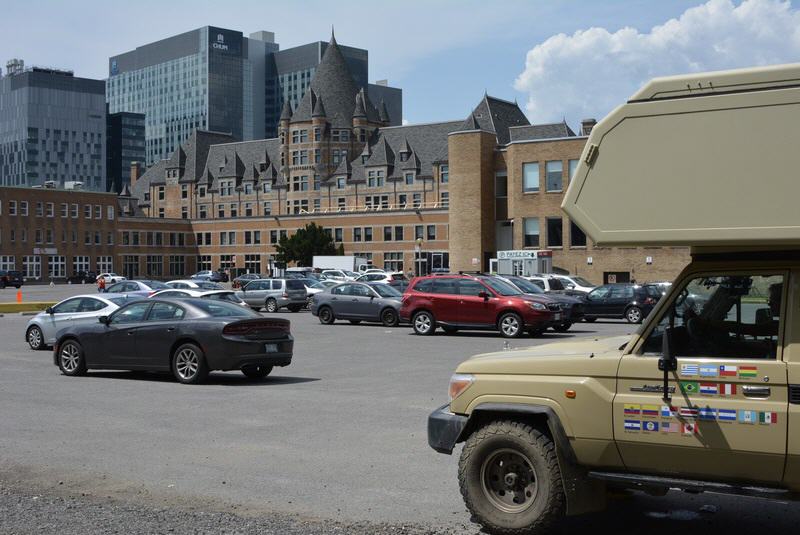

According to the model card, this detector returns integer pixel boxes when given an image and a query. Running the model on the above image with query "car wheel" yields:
[552,323,572,333]
[412,311,435,335]
[242,365,273,379]
[14,284,21,289]
[171,343,209,384]
[583,317,597,323]
[265,298,278,313]
[26,325,45,350]
[381,308,399,327]
[625,306,643,324]
[57,339,87,376]
[498,312,524,338]
[0,280,5,289]
[443,326,459,335]
[459,420,565,535]
[318,306,335,325]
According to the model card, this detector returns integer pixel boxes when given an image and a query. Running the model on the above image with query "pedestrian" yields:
[97,277,106,293]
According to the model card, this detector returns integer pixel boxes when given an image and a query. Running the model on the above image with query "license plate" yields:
[265,343,278,353]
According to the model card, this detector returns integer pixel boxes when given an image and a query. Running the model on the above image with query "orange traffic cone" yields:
[16,290,22,303]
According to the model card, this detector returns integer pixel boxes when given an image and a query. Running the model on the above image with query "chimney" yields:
[581,118,597,136]
[130,161,144,189]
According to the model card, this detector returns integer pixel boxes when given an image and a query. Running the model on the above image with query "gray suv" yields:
[235,279,307,312]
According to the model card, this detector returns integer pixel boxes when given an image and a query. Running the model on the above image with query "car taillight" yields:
[282,293,288,298]
[223,320,290,335]
[644,297,656,305]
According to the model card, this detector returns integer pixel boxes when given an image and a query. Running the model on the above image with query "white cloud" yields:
[514,0,800,125]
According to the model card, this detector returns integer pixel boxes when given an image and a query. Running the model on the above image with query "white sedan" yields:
[355,271,406,284]
[166,279,224,290]
[149,288,249,307]
[25,294,137,350]
[96,273,126,284]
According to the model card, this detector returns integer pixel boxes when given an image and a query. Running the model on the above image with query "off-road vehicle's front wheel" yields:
[458,420,565,535]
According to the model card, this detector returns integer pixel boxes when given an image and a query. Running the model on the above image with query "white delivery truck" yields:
[312,255,370,272]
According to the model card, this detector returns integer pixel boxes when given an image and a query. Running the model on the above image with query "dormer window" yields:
[361,155,368,164]
[259,163,267,172]
[400,153,408,162]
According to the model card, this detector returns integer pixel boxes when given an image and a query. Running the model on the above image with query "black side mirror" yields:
[658,326,678,401]
[478,291,490,301]
[45,307,54,315]
[98,316,110,325]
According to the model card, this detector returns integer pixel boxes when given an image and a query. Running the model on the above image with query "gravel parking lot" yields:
[2,285,799,533]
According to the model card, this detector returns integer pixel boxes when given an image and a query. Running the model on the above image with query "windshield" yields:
[571,276,593,287]
[507,277,544,294]
[481,277,523,296]
[310,282,327,289]
[371,284,402,298]
[193,300,256,318]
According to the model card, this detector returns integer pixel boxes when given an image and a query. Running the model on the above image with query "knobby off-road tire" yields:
[458,420,565,535]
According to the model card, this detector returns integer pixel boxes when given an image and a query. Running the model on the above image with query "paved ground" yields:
[1,293,799,533]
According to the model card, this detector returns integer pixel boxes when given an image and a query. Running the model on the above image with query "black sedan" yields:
[53,298,293,384]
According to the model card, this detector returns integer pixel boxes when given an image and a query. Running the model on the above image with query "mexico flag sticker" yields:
[759,412,778,425]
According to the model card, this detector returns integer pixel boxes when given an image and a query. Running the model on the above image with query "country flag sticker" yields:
[699,383,718,395]
[699,365,718,377]
[719,365,738,377]
[624,420,641,432]
[719,383,737,396]
[624,404,641,416]
[718,409,737,422]
[661,422,680,433]
[661,405,676,418]
[681,364,699,376]
[682,422,698,435]
[680,407,699,419]
[642,405,660,418]
[739,410,757,424]
[698,408,717,421]
[680,381,699,395]
[643,421,659,432]
[739,366,758,379]
[759,412,778,425]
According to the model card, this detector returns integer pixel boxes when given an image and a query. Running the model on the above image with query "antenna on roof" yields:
[331,25,335,41]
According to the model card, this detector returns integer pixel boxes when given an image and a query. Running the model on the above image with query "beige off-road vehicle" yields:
[428,64,800,534]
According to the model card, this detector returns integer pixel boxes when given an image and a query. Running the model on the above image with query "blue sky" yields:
[5,1,797,129]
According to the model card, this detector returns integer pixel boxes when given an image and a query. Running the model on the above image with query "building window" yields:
[0,256,15,271]
[412,193,421,208]
[394,226,404,241]
[36,202,43,217]
[35,229,43,244]
[158,186,165,200]
[523,218,540,247]
[196,255,211,272]
[545,161,563,192]
[107,206,114,220]
[270,230,278,244]
[60,203,68,218]
[158,208,165,218]
[262,181,272,193]
[383,252,403,272]
[97,256,113,275]
[263,201,272,215]
[73,256,90,274]
[95,205,101,219]
[199,186,207,197]
[384,226,392,241]
[230,203,238,218]
[23,256,41,279]
[313,128,321,142]
[427,225,436,241]
[8,200,16,216]
[107,232,114,245]
[440,191,449,208]
[404,172,414,185]
[523,162,539,193]
[181,207,188,219]
[71,204,78,218]
[169,256,185,277]
[20,201,28,216]
[84,204,92,219]
[337,197,346,209]
[313,175,321,191]
[244,254,261,274]
[334,228,343,242]
[353,228,362,242]
[293,175,309,191]
[440,165,449,183]
[48,256,66,279]
[415,225,424,240]
[218,204,225,218]
[569,159,579,180]
[364,227,373,242]
[337,177,346,189]
[146,256,163,277]
[199,205,208,219]
[546,217,563,247]
[123,256,140,278]
[570,221,587,247]
[245,203,253,217]
[46,203,54,217]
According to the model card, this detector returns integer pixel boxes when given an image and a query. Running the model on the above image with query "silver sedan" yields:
[25,294,138,350]
[310,282,403,326]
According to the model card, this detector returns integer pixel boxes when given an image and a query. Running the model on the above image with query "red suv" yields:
[399,274,561,338]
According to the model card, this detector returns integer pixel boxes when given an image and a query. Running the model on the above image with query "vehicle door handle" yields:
[351,299,358,302]
[743,386,771,398]
[166,327,175,332]
[127,331,135,336]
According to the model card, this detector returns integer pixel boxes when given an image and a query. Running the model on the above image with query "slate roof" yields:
[203,138,282,191]
[456,95,530,145]
[508,122,577,142]
[291,35,381,128]
[131,159,167,202]
[178,130,236,184]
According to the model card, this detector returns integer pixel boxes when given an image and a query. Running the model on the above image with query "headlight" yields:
[449,373,475,401]
[529,302,547,311]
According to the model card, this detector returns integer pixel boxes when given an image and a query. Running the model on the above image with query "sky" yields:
[4,0,800,129]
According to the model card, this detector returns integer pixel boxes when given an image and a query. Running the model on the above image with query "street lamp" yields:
[415,237,424,276]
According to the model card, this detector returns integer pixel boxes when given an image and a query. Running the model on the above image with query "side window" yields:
[643,274,784,359]
[432,279,459,295]
[588,286,611,301]
[414,279,434,293]
[107,283,125,293]
[111,302,151,324]
[332,284,350,295]
[531,279,545,290]
[53,298,82,314]
[148,302,185,321]
[458,280,486,297]
[610,285,634,299]
[78,298,106,312]
[352,285,373,297]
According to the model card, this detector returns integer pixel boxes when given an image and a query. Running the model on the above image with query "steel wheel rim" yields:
[415,314,431,333]
[175,348,199,380]
[480,448,538,514]
[28,328,42,348]
[320,309,331,322]
[628,308,641,322]
[501,316,520,336]
[60,343,80,372]
[383,310,396,325]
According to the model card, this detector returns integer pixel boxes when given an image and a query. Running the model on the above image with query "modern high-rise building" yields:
[0,59,107,190]
[107,27,402,163]
[106,110,145,193]
[107,26,279,166]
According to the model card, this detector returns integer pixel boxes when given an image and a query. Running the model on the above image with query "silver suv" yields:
[235,278,307,312]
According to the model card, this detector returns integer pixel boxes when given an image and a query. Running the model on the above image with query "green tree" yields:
[275,222,337,267]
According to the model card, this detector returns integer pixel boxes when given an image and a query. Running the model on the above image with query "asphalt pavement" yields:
[1,297,798,533]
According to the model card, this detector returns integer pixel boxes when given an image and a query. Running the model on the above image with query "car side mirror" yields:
[478,291,489,301]
[98,316,110,325]
[45,307,54,315]
[658,326,678,401]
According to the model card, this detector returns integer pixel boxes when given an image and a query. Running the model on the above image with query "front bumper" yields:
[428,403,469,454]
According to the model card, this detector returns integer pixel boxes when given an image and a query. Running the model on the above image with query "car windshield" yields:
[371,284,402,298]
[481,277,523,296]
[142,280,169,290]
[344,271,358,277]
[192,300,256,317]
[507,277,544,294]
[571,276,593,287]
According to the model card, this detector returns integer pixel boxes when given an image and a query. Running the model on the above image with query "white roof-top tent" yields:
[562,63,800,248]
